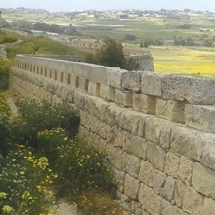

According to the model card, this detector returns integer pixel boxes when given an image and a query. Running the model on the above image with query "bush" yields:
[10,99,79,148]
[0,146,56,215]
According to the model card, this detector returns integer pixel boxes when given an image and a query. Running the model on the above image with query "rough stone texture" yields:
[126,154,140,179]
[142,72,163,96]
[161,75,215,105]
[130,136,148,160]
[161,200,186,215]
[115,89,133,107]
[171,125,202,161]
[122,71,142,93]
[139,184,162,215]
[156,99,185,123]
[147,142,166,171]
[139,161,155,187]
[153,170,167,194]
[124,174,140,200]
[182,185,203,215]
[192,162,215,199]
[199,197,215,215]
[161,176,175,201]
[113,168,125,192]
[133,94,141,111]
[164,152,180,179]
[185,104,215,133]
[178,156,193,185]
[140,94,156,114]
[174,180,186,208]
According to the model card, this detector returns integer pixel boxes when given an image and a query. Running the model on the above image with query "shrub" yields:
[10,99,79,148]
[0,145,56,215]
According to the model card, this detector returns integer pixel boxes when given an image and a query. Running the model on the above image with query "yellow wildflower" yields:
[2,205,13,213]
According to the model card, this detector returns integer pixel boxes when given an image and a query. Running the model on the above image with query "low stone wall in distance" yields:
[10,54,215,215]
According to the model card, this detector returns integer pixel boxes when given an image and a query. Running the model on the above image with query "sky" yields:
[0,0,214,12]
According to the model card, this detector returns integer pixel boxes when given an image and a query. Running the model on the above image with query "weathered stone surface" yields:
[147,142,166,170]
[156,99,185,123]
[100,84,109,99]
[192,162,215,199]
[178,156,193,185]
[200,133,215,170]
[182,185,203,215]
[109,126,123,147]
[139,184,162,215]
[122,131,132,153]
[133,94,141,111]
[112,168,125,192]
[159,121,173,150]
[153,170,167,194]
[171,125,203,161]
[140,94,156,114]
[130,136,148,160]
[199,197,215,215]
[115,89,133,107]
[139,161,155,187]
[142,72,163,96]
[164,152,180,178]
[124,174,140,200]
[107,67,127,89]
[161,75,215,105]
[126,154,141,179]
[122,71,142,93]
[161,176,175,201]
[185,104,215,133]
[145,117,165,144]
[174,180,186,208]
[161,200,186,215]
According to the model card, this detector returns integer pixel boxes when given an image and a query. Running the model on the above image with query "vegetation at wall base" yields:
[0,93,120,214]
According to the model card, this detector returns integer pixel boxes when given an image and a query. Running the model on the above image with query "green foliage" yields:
[203,38,214,47]
[0,146,56,215]
[0,31,19,44]
[87,37,139,71]
[124,34,136,41]
[0,57,15,90]
[10,99,79,148]
[6,36,88,58]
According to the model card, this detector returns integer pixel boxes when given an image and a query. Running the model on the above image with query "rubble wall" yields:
[10,55,215,215]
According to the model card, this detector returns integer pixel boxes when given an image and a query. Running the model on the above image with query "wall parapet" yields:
[10,54,215,215]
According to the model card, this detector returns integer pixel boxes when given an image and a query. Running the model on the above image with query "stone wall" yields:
[10,54,215,215]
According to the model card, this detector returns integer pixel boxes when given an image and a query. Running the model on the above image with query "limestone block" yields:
[147,142,166,170]
[161,75,215,105]
[126,154,141,179]
[100,84,109,100]
[112,168,125,192]
[130,136,148,160]
[124,174,140,200]
[139,160,155,187]
[159,121,173,150]
[115,89,133,107]
[199,197,215,215]
[99,123,111,140]
[164,152,180,178]
[200,132,215,170]
[115,150,128,172]
[108,126,123,147]
[88,82,97,95]
[156,99,185,123]
[161,176,175,201]
[133,94,141,111]
[185,104,215,133]
[106,144,119,166]
[91,65,107,84]
[171,125,203,161]
[142,72,163,96]
[140,94,156,114]
[145,117,162,144]
[178,156,193,185]
[182,185,203,215]
[162,200,187,215]
[153,170,167,194]
[70,62,83,78]
[122,131,132,153]
[122,70,142,93]
[107,67,127,90]
[192,162,215,199]
[138,184,162,214]
[174,180,186,208]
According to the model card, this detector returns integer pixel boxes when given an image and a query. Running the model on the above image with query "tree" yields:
[86,38,140,70]
[124,34,136,41]
[203,38,213,47]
